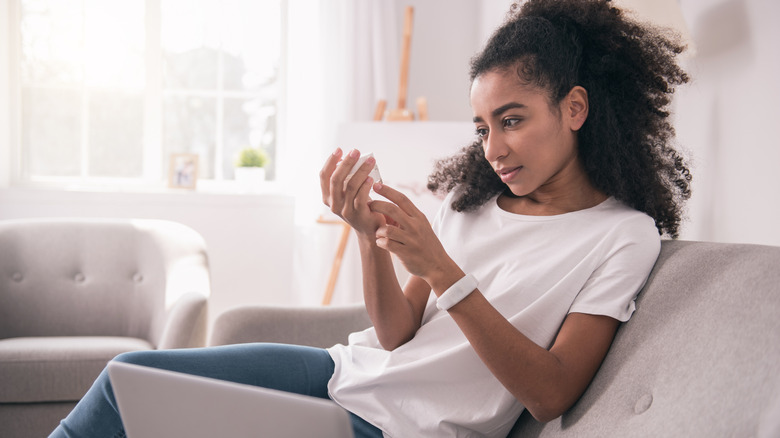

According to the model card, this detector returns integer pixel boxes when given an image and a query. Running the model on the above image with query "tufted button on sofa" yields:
[0,218,211,437]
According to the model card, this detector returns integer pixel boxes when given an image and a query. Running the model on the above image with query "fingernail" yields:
[349,149,360,158]
[373,181,383,190]
[366,156,375,165]
[333,147,342,156]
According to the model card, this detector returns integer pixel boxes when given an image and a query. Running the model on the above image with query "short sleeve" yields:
[568,216,661,322]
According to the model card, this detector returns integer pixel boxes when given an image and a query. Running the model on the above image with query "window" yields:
[13,0,282,186]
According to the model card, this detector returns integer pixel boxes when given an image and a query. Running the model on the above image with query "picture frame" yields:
[168,153,199,190]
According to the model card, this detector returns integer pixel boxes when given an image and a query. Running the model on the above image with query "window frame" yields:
[4,0,285,193]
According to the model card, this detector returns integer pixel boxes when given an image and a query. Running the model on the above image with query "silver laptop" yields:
[108,361,355,438]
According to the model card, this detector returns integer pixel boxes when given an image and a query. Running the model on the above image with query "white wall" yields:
[675,0,780,246]
[394,0,480,122]
[0,0,11,188]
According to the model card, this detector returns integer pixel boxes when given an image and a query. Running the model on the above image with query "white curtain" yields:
[282,0,399,304]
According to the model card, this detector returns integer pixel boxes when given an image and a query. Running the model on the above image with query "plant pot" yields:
[235,167,266,192]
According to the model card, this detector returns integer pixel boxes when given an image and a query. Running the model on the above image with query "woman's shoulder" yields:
[598,198,659,234]
[596,198,661,260]
[545,197,660,258]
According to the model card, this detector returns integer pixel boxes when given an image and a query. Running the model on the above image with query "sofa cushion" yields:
[0,336,153,403]
[509,241,780,437]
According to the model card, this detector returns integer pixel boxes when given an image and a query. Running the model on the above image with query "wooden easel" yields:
[317,215,352,305]
[378,6,428,122]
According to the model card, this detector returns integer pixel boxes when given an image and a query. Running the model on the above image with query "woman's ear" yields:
[566,86,589,131]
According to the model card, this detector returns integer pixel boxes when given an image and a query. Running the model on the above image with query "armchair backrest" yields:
[0,218,210,344]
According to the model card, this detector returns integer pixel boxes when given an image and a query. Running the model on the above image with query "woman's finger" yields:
[375,231,405,254]
[351,177,374,215]
[343,155,376,198]
[372,182,425,218]
[333,148,362,182]
[328,149,361,213]
[369,200,409,228]
[376,223,407,244]
[319,148,343,205]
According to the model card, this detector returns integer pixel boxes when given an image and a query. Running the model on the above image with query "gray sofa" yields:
[211,240,780,437]
[0,218,211,438]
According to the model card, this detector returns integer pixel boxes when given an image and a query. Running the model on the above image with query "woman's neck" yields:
[498,190,608,216]
[497,169,608,216]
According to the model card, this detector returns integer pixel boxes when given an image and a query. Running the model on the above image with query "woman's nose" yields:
[483,133,508,163]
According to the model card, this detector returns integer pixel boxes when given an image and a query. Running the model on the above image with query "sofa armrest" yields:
[209,304,371,348]
[156,292,209,349]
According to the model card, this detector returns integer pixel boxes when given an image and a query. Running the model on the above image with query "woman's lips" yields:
[497,166,522,183]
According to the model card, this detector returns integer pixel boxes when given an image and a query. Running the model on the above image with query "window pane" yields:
[219,1,281,92]
[162,48,219,91]
[20,0,145,180]
[22,87,81,176]
[84,0,145,89]
[88,91,144,177]
[162,0,280,92]
[163,95,216,179]
[20,0,144,88]
[223,98,276,180]
[20,0,84,86]
[16,0,282,186]
[162,0,220,89]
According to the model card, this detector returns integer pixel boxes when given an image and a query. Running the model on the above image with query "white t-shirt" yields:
[328,193,660,437]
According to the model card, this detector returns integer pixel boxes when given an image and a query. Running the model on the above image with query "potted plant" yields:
[234,147,268,191]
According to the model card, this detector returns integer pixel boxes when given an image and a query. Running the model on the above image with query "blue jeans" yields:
[49,343,383,438]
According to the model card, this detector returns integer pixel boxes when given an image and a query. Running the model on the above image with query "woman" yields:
[51,1,690,436]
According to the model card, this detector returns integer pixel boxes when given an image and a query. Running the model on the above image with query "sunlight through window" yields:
[15,0,282,186]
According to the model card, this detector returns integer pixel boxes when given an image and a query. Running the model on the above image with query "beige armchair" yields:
[0,218,211,438]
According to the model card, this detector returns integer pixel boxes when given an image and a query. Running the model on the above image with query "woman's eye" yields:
[475,128,488,138]
[503,118,521,128]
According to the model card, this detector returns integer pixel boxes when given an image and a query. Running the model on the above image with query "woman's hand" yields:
[321,150,429,349]
[320,148,387,237]
[369,182,457,282]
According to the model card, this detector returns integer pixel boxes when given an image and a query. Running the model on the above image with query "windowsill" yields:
[6,178,289,197]
[0,179,297,212]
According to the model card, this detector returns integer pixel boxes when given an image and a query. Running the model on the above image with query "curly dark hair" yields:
[427,0,692,237]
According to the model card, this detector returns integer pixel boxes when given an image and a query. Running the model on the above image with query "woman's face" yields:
[470,68,586,199]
